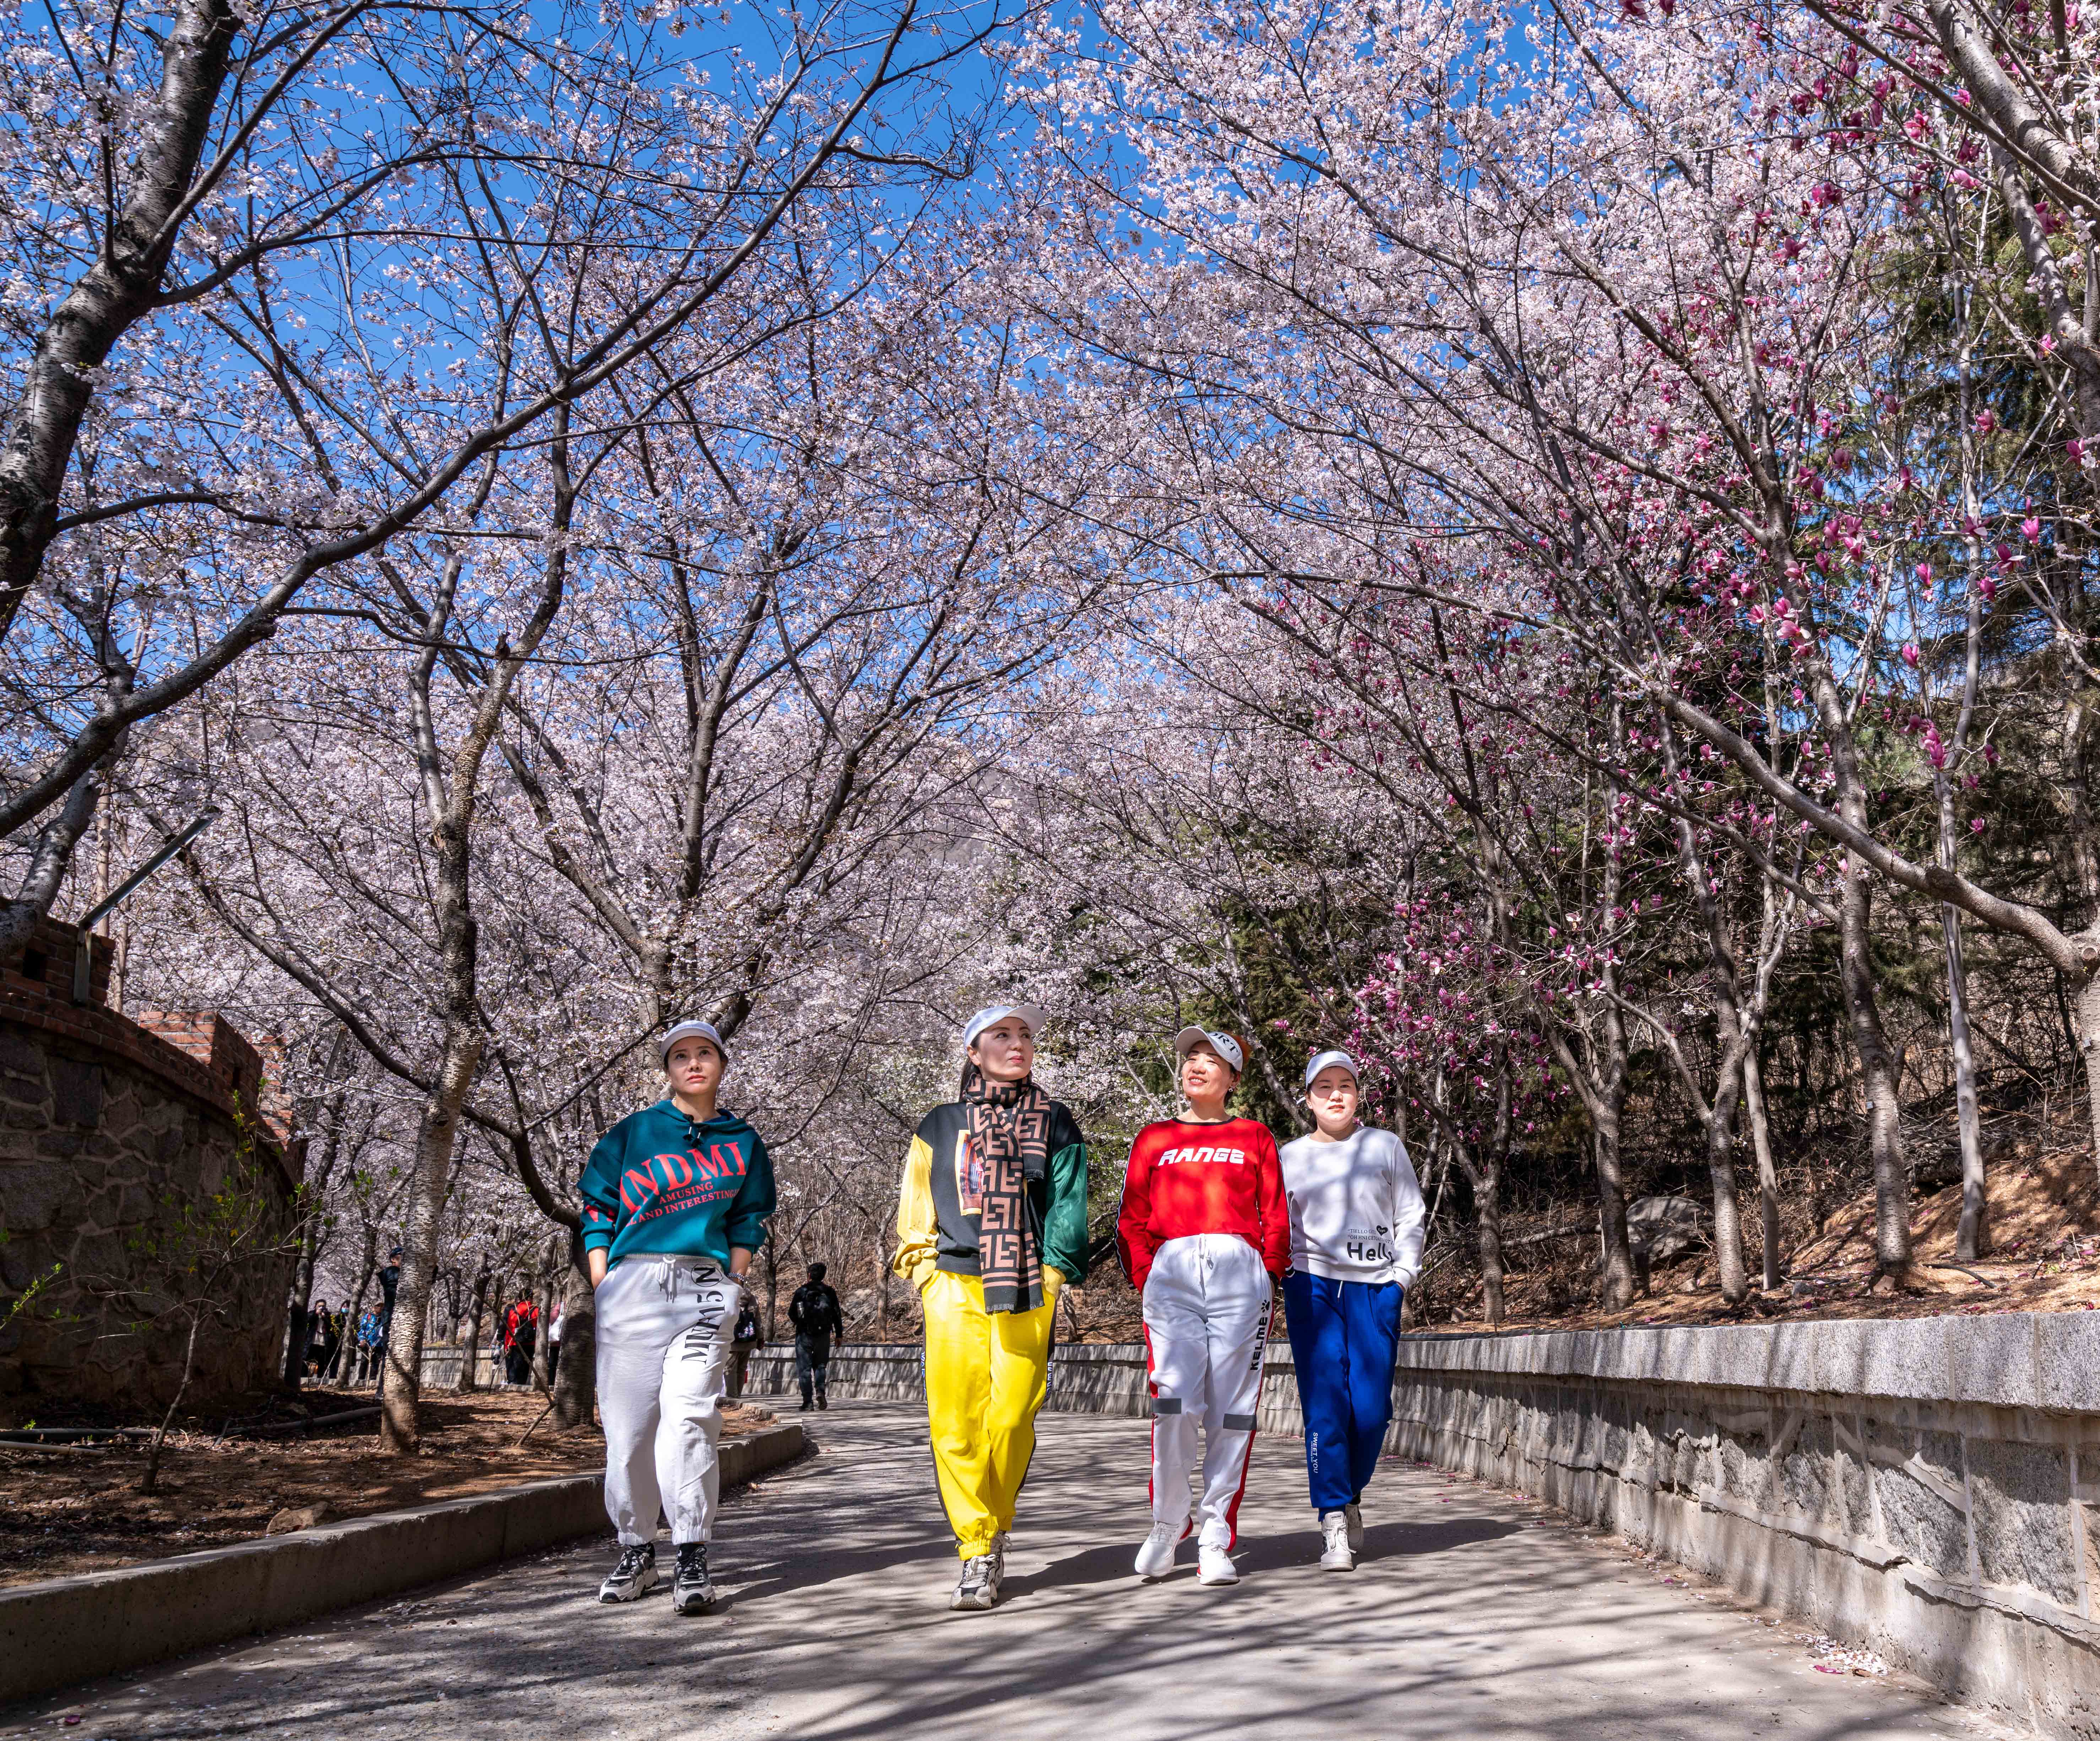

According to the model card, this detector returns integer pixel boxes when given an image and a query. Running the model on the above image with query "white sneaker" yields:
[1320,1510,1356,1570]
[1344,1502,1364,1553]
[1134,1522,1181,1579]
[1196,1542,1240,1585]
[597,1542,659,1602]
[950,1552,1000,1611]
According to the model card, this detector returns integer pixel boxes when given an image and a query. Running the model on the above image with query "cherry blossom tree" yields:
[2,0,1011,959]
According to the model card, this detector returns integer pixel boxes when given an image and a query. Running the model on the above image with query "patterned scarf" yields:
[961,1061,1051,1314]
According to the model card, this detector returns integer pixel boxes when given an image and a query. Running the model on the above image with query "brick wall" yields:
[1,920,299,1188]
[0,916,110,1009]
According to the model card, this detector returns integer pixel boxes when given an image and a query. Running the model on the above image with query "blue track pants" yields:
[1282,1270,1402,1513]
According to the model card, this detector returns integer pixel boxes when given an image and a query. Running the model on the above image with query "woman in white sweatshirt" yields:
[1277,1049,1426,1571]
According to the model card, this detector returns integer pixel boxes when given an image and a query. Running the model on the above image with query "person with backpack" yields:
[355,1308,382,1383]
[1279,1050,1425,1569]
[374,1247,402,1394]
[1117,1027,1289,1587]
[581,1018,775,1617]
[787,1263,845,1411]
[727,1299,763,1399]
[503,1298,538,1385]
[894,1005,1090,1612]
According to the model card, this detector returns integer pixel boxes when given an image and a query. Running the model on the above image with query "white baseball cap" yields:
[659,1019,729,1063]
[963,1005,1048,1049]
[1173,1026,1244,1072]
[1304,1048,1359,1090]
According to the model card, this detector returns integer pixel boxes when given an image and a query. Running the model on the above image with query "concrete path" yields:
[3,1404,2011,1741]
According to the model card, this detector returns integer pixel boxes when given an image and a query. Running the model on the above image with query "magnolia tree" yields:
[1014,0,2100,1282]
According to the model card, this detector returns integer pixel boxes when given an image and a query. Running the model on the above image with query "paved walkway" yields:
[5,1404,2006,1740]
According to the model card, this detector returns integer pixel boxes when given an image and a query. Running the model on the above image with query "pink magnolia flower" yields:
[2022,516,2041,541]
[1901,642,1921,667]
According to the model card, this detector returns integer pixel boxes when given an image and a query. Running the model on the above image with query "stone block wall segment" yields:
[786,1317,2100,1737]
[0,1003,300,1418]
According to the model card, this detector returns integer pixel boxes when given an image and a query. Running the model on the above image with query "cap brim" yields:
[658,1021,727,1061]
[965,1005,1048,1047]
[1172,1026,1211,1057]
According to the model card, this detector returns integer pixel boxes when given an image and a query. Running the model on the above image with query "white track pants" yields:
[595,1255,739,1547]
[1141,1233,1274,1550]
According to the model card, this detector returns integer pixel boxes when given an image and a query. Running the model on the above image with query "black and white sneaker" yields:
[672,1542,716,1615]
[950,1551,1000,1611]
[598,1542,659,1603]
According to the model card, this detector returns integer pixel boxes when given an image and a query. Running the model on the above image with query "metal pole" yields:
[72,807,222,1004]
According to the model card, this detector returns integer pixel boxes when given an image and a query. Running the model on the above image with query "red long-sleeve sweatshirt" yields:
[1116,1116,1290,1292]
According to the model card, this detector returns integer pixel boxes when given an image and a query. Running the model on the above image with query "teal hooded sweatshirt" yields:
[580,1101,776,1270]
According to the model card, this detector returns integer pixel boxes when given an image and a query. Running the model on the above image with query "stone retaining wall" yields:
[754,1316,2100,1737]
[0,920,301,1417]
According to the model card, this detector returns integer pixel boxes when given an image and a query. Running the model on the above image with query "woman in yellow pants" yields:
[895,1004,1090,1611]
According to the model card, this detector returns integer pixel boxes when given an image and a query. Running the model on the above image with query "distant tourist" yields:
[1278,1050,1425,1571]
[580,1018,775,1617]
[356,1308,382,1383]
[374,1247,402,1394]
[305,1299,332,1377]
[1118,1027,1288,1588]
[893,1004,1089,1612]
[547,1301,564,1382]
[787,1262,845,1411]
[728,1300,762,1399]
[504,1298,538,1385]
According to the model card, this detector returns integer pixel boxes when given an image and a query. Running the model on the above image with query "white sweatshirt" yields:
[1277,1126,1427,1289]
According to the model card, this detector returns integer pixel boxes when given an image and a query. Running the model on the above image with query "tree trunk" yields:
[531,1244,557,1389]
[1944,907,1988,1260]
[876,1225,892,1342]
[1838,852,1911,1278]
[1592,1105,1635,1308]
[0,0,241,647]
[2077,967,2100,1190]
[141,1312,204,1496]
[764,1238,780,1343]
[1743,1045,1784,1290]
[457,1260,491,1393]
[379,1025,482,1451]
[282,1248,315,1391]
[551,1236,596,1428]
[1705,1082,1749,1305]
[1472,1162,1505,1327]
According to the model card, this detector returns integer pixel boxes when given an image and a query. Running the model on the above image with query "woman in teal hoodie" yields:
[581,1019,776,1617]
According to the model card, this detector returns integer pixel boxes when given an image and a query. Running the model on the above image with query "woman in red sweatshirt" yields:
[1116,1027,1289,1586]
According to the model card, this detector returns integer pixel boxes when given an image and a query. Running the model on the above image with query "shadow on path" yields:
[0,1402,1996,1741]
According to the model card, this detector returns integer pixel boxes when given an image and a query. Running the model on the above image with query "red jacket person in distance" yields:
[1116,1027,1288,1587]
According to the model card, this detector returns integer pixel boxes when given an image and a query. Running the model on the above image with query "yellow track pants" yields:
[922,1269,1056,1558]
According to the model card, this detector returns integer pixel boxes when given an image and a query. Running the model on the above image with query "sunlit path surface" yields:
[1,1405,2008,1741]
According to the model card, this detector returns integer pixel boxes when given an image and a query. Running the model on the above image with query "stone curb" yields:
[0,1419,805,1707]
[1389,1312,2100,1412]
